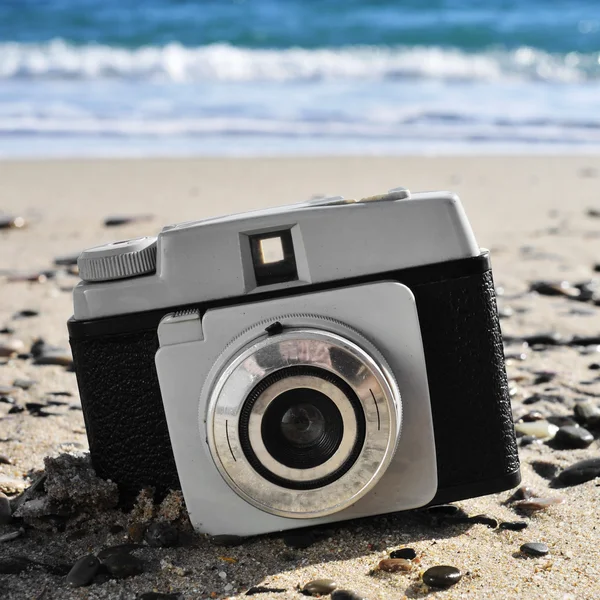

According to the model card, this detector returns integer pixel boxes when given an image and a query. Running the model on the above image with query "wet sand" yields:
[1,156,600,599]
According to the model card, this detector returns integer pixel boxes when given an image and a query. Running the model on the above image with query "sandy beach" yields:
[1,155,600,599]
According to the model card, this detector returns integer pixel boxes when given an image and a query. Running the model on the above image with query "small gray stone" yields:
[144,522,179,548]
[422,565,462,588]
[102,552,144,579]
[0,528,23,543]
[66,554,100,587]
[556,457,600,486]
[302,578,338,595]
[0,492,11,524]
[520,542,549,557]
[12,378,36,390]
[554,425,594,449]
[331,590,367,600]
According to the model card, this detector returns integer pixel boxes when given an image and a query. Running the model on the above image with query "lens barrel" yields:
[206,322,401,519]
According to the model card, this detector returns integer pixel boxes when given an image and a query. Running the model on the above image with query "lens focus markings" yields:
[369,388,381,431]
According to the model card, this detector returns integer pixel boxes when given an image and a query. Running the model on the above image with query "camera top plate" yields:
[73,189,479,320]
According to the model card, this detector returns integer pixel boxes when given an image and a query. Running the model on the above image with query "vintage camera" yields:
[69,188,520,536]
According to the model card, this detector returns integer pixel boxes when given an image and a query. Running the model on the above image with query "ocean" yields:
[1,0,599,157]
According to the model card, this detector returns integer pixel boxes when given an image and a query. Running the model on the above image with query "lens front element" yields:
[239,367,366,488]
[206,323,401,519]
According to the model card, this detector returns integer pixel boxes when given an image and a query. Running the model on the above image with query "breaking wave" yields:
[0,40,598,83]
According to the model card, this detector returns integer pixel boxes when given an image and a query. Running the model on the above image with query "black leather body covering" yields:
[69,252,520,504]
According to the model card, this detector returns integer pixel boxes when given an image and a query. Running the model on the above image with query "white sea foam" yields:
[0,39,597,82]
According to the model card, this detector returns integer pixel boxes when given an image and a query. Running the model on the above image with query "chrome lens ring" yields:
[206,326,401,519]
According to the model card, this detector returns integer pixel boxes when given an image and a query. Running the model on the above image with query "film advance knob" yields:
[77,236,158,282]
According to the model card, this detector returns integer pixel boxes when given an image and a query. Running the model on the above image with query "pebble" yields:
[426,504,467,517]
[520,542,549,557]
[12,378,36,390]
[553,425,594,449]
[54,253,81,267]
[0,215,26,229]
[0,556,34,574]
[12,309,39,319]
[514,421,558,439]
[331,590,367,600]
[104,214,153,227]
[138,594,182,600]
[33,350,73,367]
[467,514,498,528]
[523,332,564,346]
[66,554,100,587]
[0,529,23,543]
[574,401,600,428]
[555,457,600,486]
[422,565,462,589]
[302,578,338,595]
[530,461,560,480]
[102,552,144,579]
[144,522,179,548]
[506,486,536,504]
[530,280,580,298]
[390,548,417,560]
[378,558,412,573]
[0,384,17,395]
[0,455,12,465]
[246,587,287,596]
[0,492,12,524]
[513,497,564,512]
[0,340,24,357]
[520,435,540,447]
[0,396,15,405]
[499,521,528,531]
[520,410,544,422]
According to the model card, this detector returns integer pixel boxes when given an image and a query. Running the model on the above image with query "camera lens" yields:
[238,366,365,489]
[261,387,344,469]
[207,326,401,519]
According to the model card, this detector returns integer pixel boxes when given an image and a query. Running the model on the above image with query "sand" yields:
[1,156,600,599]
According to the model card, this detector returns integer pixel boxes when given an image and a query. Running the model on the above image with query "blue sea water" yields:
[1,0,599,157]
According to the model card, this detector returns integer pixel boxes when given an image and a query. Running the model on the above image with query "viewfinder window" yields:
[249,229,298,286]
[259,237,284,264]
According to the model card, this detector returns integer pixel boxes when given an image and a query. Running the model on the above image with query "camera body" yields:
[69,188,520,536]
